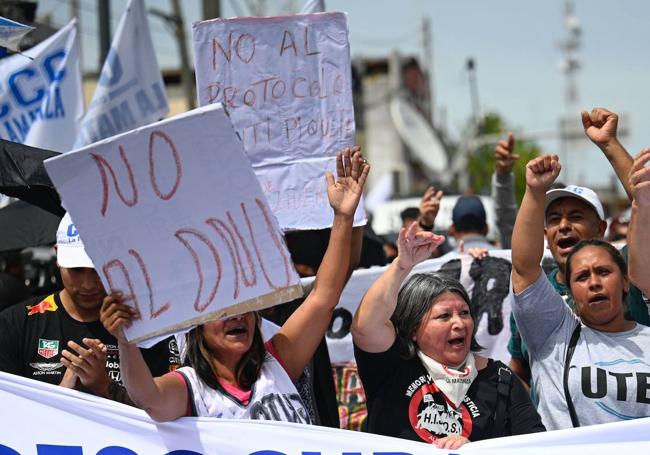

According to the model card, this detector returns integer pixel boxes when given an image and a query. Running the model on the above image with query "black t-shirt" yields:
[0,293,180,386]
[354,338,545,443]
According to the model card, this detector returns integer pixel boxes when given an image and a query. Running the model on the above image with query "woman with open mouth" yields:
[351,222,544,450]
[511,154,650,430]
[99,148,369,423]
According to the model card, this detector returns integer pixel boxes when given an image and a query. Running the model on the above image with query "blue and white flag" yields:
[299,0,326,13]
[0,20,83,152]
[74,0,168,148]
[0,16,34,52]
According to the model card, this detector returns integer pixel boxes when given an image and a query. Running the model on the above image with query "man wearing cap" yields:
[448,195,495,251]
[0,213,180,403]
[508,183,650,389]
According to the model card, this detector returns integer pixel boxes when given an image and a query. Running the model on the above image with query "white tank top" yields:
[176,354,311,424]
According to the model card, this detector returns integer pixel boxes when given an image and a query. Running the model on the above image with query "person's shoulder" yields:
[1,293,50,318]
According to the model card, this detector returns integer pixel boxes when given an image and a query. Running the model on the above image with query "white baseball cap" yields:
[545,185,605,221]
[56,213,94,268]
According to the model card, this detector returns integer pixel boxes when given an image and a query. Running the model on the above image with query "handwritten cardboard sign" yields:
[44,103,303,344]
[193,12,364,230]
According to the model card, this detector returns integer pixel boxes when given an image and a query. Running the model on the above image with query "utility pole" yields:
[466,58,481,131]
[151,2,196,110]
[202,0,221,20]
[70,0,82,70]
[98,0,111,70]
[170,0,195,109]
[421,17,433,124]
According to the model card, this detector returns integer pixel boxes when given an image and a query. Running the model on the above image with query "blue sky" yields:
[39,0,650,190]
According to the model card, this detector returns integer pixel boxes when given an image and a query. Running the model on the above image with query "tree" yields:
[466,112,540,203]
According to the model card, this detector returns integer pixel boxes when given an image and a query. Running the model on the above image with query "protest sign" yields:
[193,13,362,230]
[0,20,83,153]
[75,0,168,148]
[2,372,649,455]
[44,103,303,344]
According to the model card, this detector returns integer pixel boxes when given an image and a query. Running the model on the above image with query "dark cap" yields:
[452,196,486,227]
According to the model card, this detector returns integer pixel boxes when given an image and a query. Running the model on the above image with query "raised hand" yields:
[495,132,520,175]
[525,154,561,193]
[419,186,443,228]
[630,148,650,207]
[100,292,140,345]
[581,108,619,147]
[326,146,370,218]
[396,221,445,270]
[60,338,110,396]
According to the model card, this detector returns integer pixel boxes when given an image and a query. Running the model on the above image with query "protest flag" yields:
[0,16,34,53]
[300,0,326,13]
[0,20,83,153]
[74,0,169,148]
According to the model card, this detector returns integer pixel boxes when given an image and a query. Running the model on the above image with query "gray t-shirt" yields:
[513,272,650,430]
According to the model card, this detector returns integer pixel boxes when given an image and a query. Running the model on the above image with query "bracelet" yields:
[418,220,434,231]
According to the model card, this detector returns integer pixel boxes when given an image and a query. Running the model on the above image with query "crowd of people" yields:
[1,107,649,449]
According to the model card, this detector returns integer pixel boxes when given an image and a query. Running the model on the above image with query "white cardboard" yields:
[192,12,363,230]
[44,103,302,344]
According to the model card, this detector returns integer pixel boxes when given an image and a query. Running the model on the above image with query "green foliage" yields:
[466,112,540,204]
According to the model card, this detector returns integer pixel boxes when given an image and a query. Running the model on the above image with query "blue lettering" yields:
[98,49,123,86]
[9,69,44,106]
[0,444,20,455]
[43,49,66,83]
[165,452,203,455]
[96,447,137,455]
[109,101,135,133]
[36,445,82,455]
[135,89,155,117]
[0,102,9,119]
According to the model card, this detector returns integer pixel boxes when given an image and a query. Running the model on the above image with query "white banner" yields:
[192,13,362,230]
[0,20,83,152]
[1,372,649,454]
[320,250,517,365]
[74,0,168,148]
[44,104,302,344]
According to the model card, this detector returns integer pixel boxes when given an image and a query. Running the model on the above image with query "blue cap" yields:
[452,196,486,226]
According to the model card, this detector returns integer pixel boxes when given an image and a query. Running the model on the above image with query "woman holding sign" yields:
[352,223,544,449]
[100,148,368,423]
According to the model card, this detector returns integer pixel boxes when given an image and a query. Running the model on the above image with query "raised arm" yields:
[511,155,561,293]
[628,148,650,295]
[417,186,443,231]
[100,293,187,421]
[272,147,369,381]
[351,223,444,353]
[582,108,634,200]
[492,132,519,249]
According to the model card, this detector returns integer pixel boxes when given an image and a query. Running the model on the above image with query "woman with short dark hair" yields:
[101,149,368,423]
[352,223,544,450]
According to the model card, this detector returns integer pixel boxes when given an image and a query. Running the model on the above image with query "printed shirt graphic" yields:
[354,339,544,443]
[37,339,59,359]
[407,377,473,442]
[0,293,180,387]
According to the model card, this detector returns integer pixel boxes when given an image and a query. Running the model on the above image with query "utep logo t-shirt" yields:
[405,374,479,443]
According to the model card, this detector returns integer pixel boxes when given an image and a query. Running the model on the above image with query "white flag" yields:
[0,16,34,52]
[0,20,83,152]
[74,0,168,148]
[300,0,326,13]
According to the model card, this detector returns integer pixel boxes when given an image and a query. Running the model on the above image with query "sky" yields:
[37,0,650,193]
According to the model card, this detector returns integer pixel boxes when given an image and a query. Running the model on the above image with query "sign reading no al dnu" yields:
[44,104,303,344]
[193,13,364,230]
